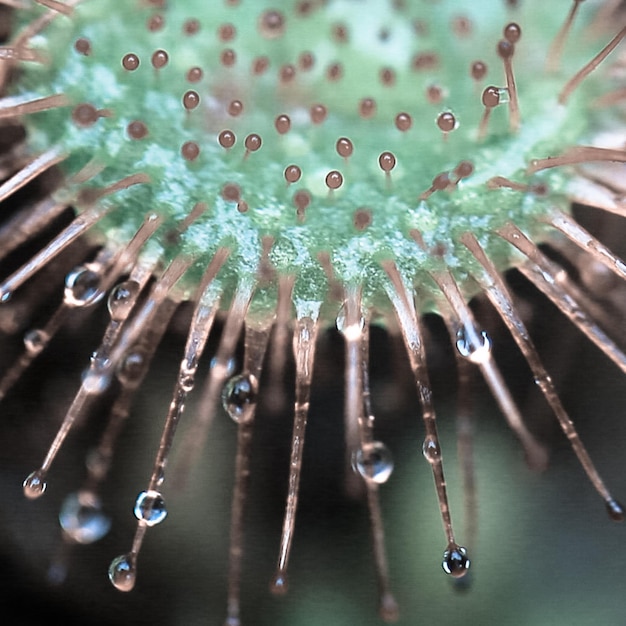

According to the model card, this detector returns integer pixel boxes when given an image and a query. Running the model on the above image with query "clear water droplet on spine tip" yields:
[352,441,394,484]
[133,489,167,526]
[108,553,137,591]
[59,490,111,543]
[442,543,470,578]
[64,265,103,307]
[270,570,288,596]
[23,328,48,354]
[379,591,400,623]
[222,372,258,424]
[455,328,492,363]
[422,435,441,463]
[606,498,625,522]
[23,469,47,499]
[81,367,111,394]
[107,280,140,321]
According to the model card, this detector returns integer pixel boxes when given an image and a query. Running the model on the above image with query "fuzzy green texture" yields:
[13,0,607,314]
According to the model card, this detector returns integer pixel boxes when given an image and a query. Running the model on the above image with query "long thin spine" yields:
[528,146,626,174]
[0,94,68,117]
[0,147,65,204]
[108,260,226,593]
[559,25,626,104]
[431,269,548,471]
[265,275,295,413]
[0,247,115,400]
[461,231,624,520]
[22,256,191,499]
[543,209,626,281]
[271,306,320,595]
[454,353,477,551]
[498,222,626,373]
[0,173,149,301]
[546,0,584,72]
[173,281,254,487]
[224,318,273,626]
[0,196,69,261]
[356,307,399,622]
[382,260,469,577]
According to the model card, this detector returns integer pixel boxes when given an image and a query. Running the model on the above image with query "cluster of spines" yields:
[0,1,626,625]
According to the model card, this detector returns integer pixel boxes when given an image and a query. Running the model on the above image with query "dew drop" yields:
[395,112,412,131]
[275,114,291,134]
[259,9,285,39]
[471,60,488,80]
[186,66,204,83]
[221,49,236,67]
[244,133,262,153]
[352,441,394,484]
[59,490,111,544]
[218,130,236,149]
[82,368,111,395]
[184,18,200,35]
[23,328,48,355]
[456,329,492,363]
[147,14,165,32]
[336,137,354,159]
[310,103,328,124]
[117,349,147,385]
[422,435,441,464]
[151,49,169,69]
[23,469,46,499]
[179,365,195,392]
[133,489,167,526]
[222,373,258,424]
[181,141,200,161]
[72,103,99,127]
[442,543,470,578]
[284,165,302,184]
[378,151,396,172]
[325,170,343,190]
[218,23,236,41]
[108,553,136,591]
[228,99,243,116]
[74,37,91,56]
[183,90,200,111]
[122,52,140,72]
[437,111,457,133]
[127,120,148,139]
[107,280,140,321]
[606,498,625,522]
[359,97,376,118]
[270,570,289,595]
[64,266,102,307]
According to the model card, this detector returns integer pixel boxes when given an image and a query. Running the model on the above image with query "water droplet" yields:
[606,498,625,522]
[179,364,195,392]
[352,441,394,484]
[107,280,140,321]
[23,469,47,499]
[133,489,167,526]
[59,490,111,543]
[270,570,289,595]
[222,373,258,424]
[442,543,470,578]
[117,349,147,385]
[23,328,48,354]
[64,265,103,307]
[81,367,111,394]
[422,436,441,464]
[455,328,492,363]
[210,356,236,377]
[335,302,365,335]
[108,553,136,591]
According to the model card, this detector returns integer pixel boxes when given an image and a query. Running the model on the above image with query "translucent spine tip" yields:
[382,261,469,579]
[110,253,226,592]
[271,308,320,596]
[498,222,626,375]
[224,319,272,626]
[339,286,398,622]
[431,269,548,472]
[174,280,253,488]
[461,231,624,521]
[546,0,585,73]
